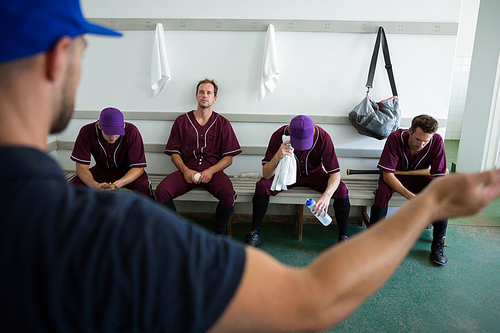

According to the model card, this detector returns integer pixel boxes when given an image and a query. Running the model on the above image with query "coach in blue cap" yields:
[2,1,500,333]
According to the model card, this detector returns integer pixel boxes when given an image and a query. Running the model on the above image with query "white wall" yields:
[457,0,500,172]
[57,0,461,177]
[446,0,480,140]
[81,0,461,21]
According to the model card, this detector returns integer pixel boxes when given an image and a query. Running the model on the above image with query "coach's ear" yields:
[44,36,73,82]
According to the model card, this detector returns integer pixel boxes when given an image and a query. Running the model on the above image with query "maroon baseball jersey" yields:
[164,111,242,171]
[70,121,147,171]
[377,128,447,177]
[263,125,340,177]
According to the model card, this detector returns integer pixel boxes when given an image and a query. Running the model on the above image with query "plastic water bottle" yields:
[306,199,332,226]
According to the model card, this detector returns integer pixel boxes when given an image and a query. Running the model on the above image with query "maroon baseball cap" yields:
[289,115,314,150]
[99,107,125,135]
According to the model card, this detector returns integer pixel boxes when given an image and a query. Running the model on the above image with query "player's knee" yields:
[336,182,349,198]
[254,179,271,196]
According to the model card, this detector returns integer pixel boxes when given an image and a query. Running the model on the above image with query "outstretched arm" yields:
[209,170,500,333]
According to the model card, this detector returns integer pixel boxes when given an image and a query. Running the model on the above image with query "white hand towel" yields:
[271,136,296,191]
[281,154,296,186]
[271,156,285,191]
[258,24,279,102]
[151,23,171,97]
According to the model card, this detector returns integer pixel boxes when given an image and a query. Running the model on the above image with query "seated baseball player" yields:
[245,115,351,247]
[155,78,242,235]
[370,114,448,265]
[70,107,153,197]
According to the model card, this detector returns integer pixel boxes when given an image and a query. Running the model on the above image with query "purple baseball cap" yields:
[289,115,314,150]
[0,0,121,64]
[100,108,125,136]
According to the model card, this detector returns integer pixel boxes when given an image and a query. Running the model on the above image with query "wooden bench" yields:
[147,174,407,240]
[65,171,406,240]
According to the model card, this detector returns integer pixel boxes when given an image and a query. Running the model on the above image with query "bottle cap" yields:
[306,198,313,206]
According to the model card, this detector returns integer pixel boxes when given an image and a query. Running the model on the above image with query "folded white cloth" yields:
[271,136,296,191]
[258,24,279,102]
[151,23,171,97]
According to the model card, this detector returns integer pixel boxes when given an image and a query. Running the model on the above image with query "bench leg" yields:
[296,204,303,241]
[362,206,370,228]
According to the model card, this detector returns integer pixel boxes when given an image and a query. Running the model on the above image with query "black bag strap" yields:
[366,26,398,97]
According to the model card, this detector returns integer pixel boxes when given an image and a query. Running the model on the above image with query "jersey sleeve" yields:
[164,117,183,156]
[377,132,400,173]
[318,129,340,174]
[430,134,447,177]
[262,127,284,165]
[219,118,242,157]
[126,124,147,168]
[70,125,92,165]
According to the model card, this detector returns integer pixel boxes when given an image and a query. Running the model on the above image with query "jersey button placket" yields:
[199,133,204,164]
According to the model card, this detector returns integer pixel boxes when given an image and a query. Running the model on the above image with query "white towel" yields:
[258,24,279,102]
[271,136,296,191]
[151,23,171,97]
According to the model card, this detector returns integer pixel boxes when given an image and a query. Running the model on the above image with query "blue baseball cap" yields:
[0,0,121,64]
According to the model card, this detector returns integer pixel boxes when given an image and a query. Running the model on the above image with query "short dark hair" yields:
[196,78,218,97]
[411,114,439,134]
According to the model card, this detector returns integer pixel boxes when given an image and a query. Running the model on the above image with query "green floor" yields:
[196,140,500,332]
[444,140,500,227]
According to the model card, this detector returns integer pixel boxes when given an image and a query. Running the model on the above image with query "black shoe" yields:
[338,235,348,243]
[430,240,448,265]
[245,229,263,247]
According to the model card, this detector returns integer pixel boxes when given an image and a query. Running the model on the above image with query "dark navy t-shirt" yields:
[0,147,245,332]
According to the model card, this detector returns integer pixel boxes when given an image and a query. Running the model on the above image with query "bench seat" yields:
[147,174,407,239]
[65,172,406,240]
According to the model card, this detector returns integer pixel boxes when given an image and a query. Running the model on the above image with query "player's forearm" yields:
[75,163,100,190]
[205,156,233,174]
[383,172,414,200]
[171,154,190,174]
[262,155,280,179]
[322,172,340,198]
[113,167,144,188]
